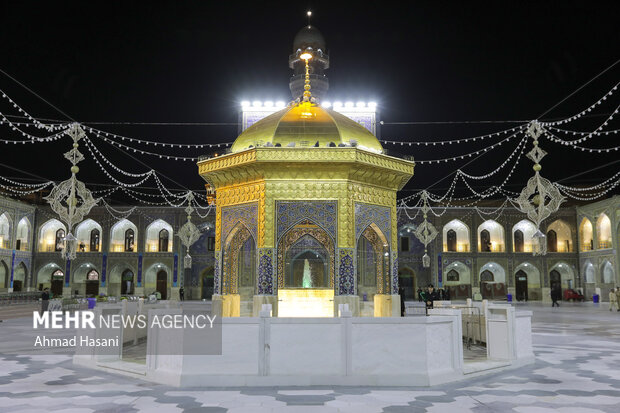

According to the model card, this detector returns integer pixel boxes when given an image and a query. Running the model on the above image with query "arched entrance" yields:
[276,220,336,317]
[51,269,64,296]
[357,223,390,302]
[156,270,167,300]
[277,221,334,290]
[85,269,100,296]
[398,267,415,301]
[223,223,256,300]
[200,266,214,300]
[515,270,528,301]
[479,262,506,299]
[13,263,27,292]
[121,269,134,295]
[0,261,9,290]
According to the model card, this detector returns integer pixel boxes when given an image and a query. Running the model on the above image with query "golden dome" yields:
[231,102,383,153]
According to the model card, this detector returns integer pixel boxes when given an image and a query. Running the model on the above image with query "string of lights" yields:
[380,124,526,147]
[0,89,69,131]
[0,112,69,144]
[539,82,619,126]
[87,126,232,150]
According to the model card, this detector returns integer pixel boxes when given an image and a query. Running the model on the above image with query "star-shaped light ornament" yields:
[177,193,203,269]
[514,121,565,256]
[413,191,438,267]
[44,124,99,260]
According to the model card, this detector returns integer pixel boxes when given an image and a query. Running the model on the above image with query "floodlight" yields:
[252,100,262,107]
[264,101,274,108]
[356,101,365,108]
[241,101,250,108]
[345,101,354,108]
[322,101,331,108]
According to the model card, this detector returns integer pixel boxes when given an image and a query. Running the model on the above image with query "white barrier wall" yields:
[110,311,467,387]
[74,303,534,387]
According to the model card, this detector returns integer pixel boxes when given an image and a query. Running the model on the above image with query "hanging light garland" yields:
[176,192,202,269]
[412,191,438,267]
[44,124,100,260]
[514,121,565,256]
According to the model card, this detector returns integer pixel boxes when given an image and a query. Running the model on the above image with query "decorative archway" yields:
[0,260,8,289]
[222,223,256,297]
[514,262,542,301]
[16,217,31,251]
[277,220,334,290]
[479,262,506,299]
[0,212,11,249]
[547,219,573,252]
[444,261,471,299]
[442,219,470,252]
[75,219,102,252]
[13,262,27,292]
[357,223,390,301]
[597,214,612,249]
[579,218,593,251]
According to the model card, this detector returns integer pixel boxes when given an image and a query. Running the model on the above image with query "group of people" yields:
[609,288,620,311]
[417,284,450,310]
[417,285,450,304]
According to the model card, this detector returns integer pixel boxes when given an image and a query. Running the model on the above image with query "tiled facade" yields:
[1,195,618,301]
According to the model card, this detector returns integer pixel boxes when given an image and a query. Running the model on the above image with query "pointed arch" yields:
[512,220,537,252]
[76,219,103,252]
[583,261,595,284]
[443,219,470,252]
[222,222,256,296]
[110,219,138,252]
[478,220,505,252]
[601,260,615,284]
[16,216,31,251]
[0,260,9,289]
[145,219,173,252]
[357,222,390,296]
[547,219,573,252]
[38,219,66,252]
[0,212,11,249]
[596,213,612,249]
[579,218,593,251]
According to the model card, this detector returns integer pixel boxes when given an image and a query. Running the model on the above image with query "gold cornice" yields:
[199,147,414,190]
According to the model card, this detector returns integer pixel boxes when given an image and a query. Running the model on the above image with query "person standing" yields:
[41,288,50,315]
[616,287,620,311]
[609,288,618,312]
[179,287,185,301]
[398,286,406,317]
[551,285,560,308]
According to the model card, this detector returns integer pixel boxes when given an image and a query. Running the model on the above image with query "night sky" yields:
[1,1,618,204]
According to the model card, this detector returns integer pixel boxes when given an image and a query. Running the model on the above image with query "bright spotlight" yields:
[345,101,354,108]
[275,100,285,108]
[356,101,365,108]
[252,100,262,107]
[241,101,250,108]
[300,52,313,60]
[264,100,274,108]
[368,101,377,109]
[333,101,342,108]
[322,101,332,108]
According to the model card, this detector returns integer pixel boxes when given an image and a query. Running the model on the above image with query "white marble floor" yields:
[1,301,620,412]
